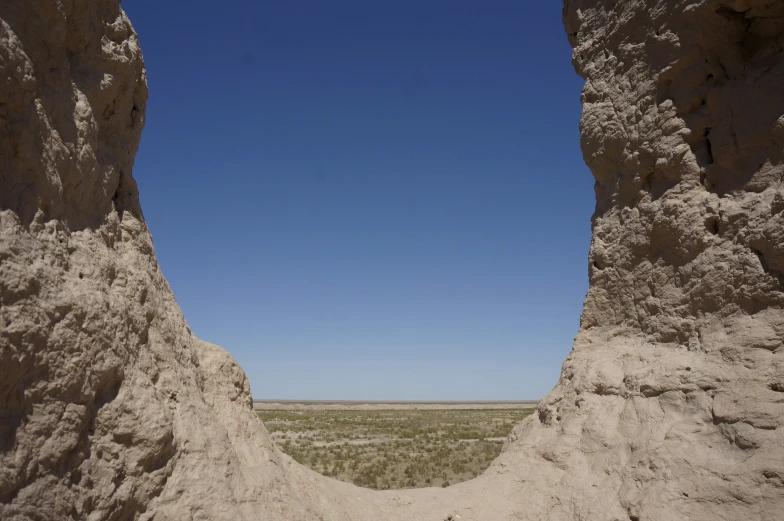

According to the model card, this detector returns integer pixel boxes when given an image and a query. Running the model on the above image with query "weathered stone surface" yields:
[0,3,325,520]
[2,0,783,520]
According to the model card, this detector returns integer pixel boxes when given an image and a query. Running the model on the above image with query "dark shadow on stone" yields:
[0,2,146,232]
[658,3,784,197]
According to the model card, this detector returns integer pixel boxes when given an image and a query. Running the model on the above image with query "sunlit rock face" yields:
[568,0,784,344]
[522,0,784,518]
[0,3,319,520]
[2,1,783,520]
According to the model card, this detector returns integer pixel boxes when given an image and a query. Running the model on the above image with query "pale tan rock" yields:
[0,3,318,520]
[2,0,783,520]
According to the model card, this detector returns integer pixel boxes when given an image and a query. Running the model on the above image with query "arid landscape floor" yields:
[256,402,534,490]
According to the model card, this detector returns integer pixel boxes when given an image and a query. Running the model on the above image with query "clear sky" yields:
[123,0,594,400]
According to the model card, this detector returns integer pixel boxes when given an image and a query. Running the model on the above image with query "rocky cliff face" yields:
[494,0,784,518]
[547,1,784,516]
[1,1,783,520]
[0,3,329,520]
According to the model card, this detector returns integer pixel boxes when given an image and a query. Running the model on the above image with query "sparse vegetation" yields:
[257,407,533,490]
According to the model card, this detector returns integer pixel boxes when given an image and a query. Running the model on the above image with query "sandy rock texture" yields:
[0,3,345,520]
[2,0,783,520]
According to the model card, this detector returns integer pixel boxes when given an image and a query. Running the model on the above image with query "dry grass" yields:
[257,407,533,490]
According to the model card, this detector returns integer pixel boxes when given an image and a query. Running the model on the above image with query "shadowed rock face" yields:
[0,2,146,231]
[567,0,784,343]
[1,1,783,520]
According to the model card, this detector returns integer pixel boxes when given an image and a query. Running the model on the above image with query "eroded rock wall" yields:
[519,0,784,517]
[0,3,337,520]
[566,0,784,345]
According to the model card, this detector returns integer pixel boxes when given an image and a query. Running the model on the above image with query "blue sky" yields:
[123,1,593,400]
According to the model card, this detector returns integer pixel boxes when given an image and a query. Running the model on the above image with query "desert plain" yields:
[256,401,535,489]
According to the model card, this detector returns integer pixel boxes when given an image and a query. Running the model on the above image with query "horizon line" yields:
[253,399,540,404]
